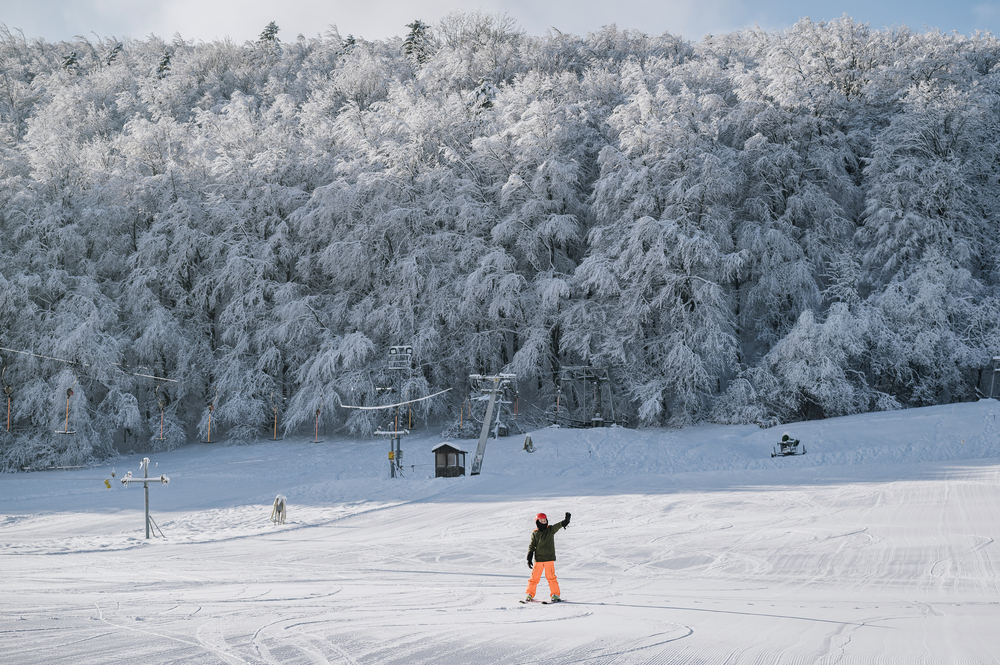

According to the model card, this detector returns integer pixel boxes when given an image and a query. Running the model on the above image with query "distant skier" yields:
[525,511,571,602]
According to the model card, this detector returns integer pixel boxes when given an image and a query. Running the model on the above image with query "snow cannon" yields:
[772,432,806,457]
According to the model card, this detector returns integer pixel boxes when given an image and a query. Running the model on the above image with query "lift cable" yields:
[0,346,178,383]
[338,387,451,411]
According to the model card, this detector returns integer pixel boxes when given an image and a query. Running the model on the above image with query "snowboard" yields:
[519,598,564,604]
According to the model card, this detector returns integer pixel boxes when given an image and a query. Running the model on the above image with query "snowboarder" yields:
[525,511,571,602]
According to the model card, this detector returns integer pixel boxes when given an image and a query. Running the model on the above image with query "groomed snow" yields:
[2,400,1000,663]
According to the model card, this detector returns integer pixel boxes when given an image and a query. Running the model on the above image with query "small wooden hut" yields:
[433,442,467,478]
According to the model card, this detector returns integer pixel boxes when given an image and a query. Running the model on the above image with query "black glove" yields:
[527,552,534,569]
[562,512,571,528]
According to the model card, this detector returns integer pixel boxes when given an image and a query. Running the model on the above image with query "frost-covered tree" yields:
[2,15,1000,468]
[571,61,742,426]
[857,83,998,404]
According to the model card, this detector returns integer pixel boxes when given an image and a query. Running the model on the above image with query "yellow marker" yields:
[388,451,395,460]
[104,479,111,489]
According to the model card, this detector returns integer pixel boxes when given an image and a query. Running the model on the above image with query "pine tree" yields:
[104,42,123,66]
[61,51,79,72]
[404,20,432,65]
[259,21,280,43]
[156,50,171,78]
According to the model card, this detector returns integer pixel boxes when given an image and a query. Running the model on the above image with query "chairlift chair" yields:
[387,346,414,371]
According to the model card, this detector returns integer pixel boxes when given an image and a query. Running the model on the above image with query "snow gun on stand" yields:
[772,432,806,457]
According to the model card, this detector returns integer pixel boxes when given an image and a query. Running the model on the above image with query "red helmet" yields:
[536,513,548,523]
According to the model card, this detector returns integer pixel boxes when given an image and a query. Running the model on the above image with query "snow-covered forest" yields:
[2,13,999,469]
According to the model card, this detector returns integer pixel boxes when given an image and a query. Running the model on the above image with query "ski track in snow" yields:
[2,400,1000,663]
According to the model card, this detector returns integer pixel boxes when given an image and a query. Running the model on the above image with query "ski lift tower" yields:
[557,366,617,428]
[469,373,517,476]
[378,345,413,478]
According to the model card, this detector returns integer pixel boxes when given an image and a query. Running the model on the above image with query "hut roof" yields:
[432,442,468,453]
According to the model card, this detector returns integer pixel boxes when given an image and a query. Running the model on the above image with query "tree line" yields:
[1,13,998,468]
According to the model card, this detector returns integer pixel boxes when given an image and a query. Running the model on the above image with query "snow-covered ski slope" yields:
[2,400,1000,664]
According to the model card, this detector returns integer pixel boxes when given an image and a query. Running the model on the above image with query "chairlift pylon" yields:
[554,366,618,428]
[466,373,519,438]
[339,386,451,478]
[468,373,518,476]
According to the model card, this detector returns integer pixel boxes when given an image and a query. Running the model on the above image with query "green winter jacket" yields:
[528,523,564,562]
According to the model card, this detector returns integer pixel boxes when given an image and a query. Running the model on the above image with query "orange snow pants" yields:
[526,561,560,597]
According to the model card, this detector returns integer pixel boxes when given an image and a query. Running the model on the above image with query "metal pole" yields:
[389,408,395,479]
[64,390,72,433]
[143,458,150,540]
[471,384,498,475]
[121,462,168,539]
[606,375,617,425]
[493,392,503,437]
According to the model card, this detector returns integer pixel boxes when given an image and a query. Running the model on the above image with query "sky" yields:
[0,0,998,45]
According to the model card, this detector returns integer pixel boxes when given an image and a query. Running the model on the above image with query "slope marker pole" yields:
[269,391,283,441]
[154,385,167,441]
[201,387,218,443]
[313,394,324,443]
[3,367,11,432]
[55,377,78,435]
